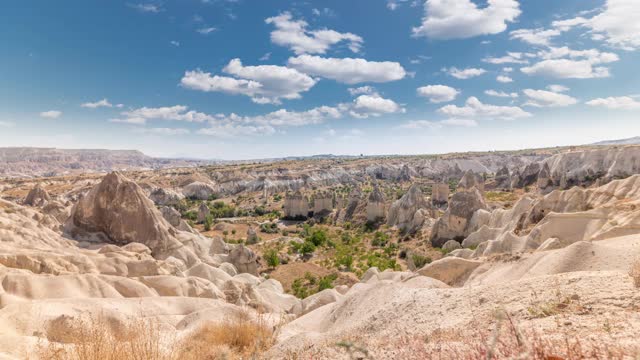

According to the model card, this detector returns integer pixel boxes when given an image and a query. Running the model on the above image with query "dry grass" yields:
[630,258,640,288]
[35,310,276,360]
[177,310,276,360]
[335,312,640,360]
[37,313,174,360]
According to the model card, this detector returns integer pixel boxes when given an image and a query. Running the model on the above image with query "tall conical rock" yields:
[430,188,488,248]
[387,184,432,233]
[68,172,184,254]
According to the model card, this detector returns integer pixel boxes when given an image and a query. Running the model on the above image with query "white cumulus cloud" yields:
[81,99,114,108]
[522,89,578,107]
[181,58,317,104]
[412,0,521,39]
[40,110,62,119]
[287,55,406,84]
[586,96,640,110]
[417,85,460,103]
[438,96,531,120]
[266,12,363,54]
[445,67,486,79]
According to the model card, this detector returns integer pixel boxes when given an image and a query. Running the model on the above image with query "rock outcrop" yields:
[312,191,333,216]
[458,169,484,192]
[183,181,216,200]
[366,185,385,222]
[284,191,309,219]
[430,188,488,248]
[197,202,210,223]
[24,185,51,206]
[431,183,449,206]
[149,187,184,206]
[493,166,511,190]
[67,172,184,253]
[387,185,432,233]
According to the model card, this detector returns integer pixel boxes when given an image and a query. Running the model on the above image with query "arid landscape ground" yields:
[2,144,640,359]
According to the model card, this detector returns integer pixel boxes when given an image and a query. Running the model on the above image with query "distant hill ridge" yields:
[591,136,640,146]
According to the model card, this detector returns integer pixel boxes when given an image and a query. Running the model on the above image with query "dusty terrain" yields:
[1,144,640,359]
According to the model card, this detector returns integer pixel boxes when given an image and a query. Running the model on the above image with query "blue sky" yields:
[1,0,639,160]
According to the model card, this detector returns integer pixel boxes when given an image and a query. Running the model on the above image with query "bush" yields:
[264,248,280,268]
[260,222,279,234]
[307,228,328,247]
[412,254,431,269]
[300,241,316,255]
[371,231,389,247]
[318,274,338,292]
[203,215,213,231]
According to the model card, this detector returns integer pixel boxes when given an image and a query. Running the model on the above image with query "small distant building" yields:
[431,183,449,206]
[284,191,309,219]
[366,185,386,222]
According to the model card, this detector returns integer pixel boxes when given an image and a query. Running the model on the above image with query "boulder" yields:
[197,202,210,223]
[183,181,216,200]
[24,185,51,206]
[228,245,259,276]
[493,166,511,190]
[442,239,462,252]
[149,188,184,206]
[246,227,259,244]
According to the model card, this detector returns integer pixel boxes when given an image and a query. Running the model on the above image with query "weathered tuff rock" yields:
[458,169,484,192]
[24,185,51,206]
[431,183,449,206]
[514,163,540,188]
[284,191,309,219]
[387,184,432,233]
[536,163,553,192]
[493,166,511,190]
[246,227,259,244]
[182,181,216,200]
[312,191,333,216]
[430,188,488,248]
[228,245,259,276]
[67,172,186,254]
[543,145,640,188]
[161,206,182,227]
[149,187,184,206]
[366,185,385,222]
[197,202,210,223]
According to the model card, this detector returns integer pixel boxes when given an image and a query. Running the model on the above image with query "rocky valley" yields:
[1,144,640,359]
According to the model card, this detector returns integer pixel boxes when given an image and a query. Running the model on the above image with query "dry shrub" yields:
[178,310,276,360]
[37,313,174,360]
[35,309,278,360]
[359,312,639,360]
[629,258,640,288]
